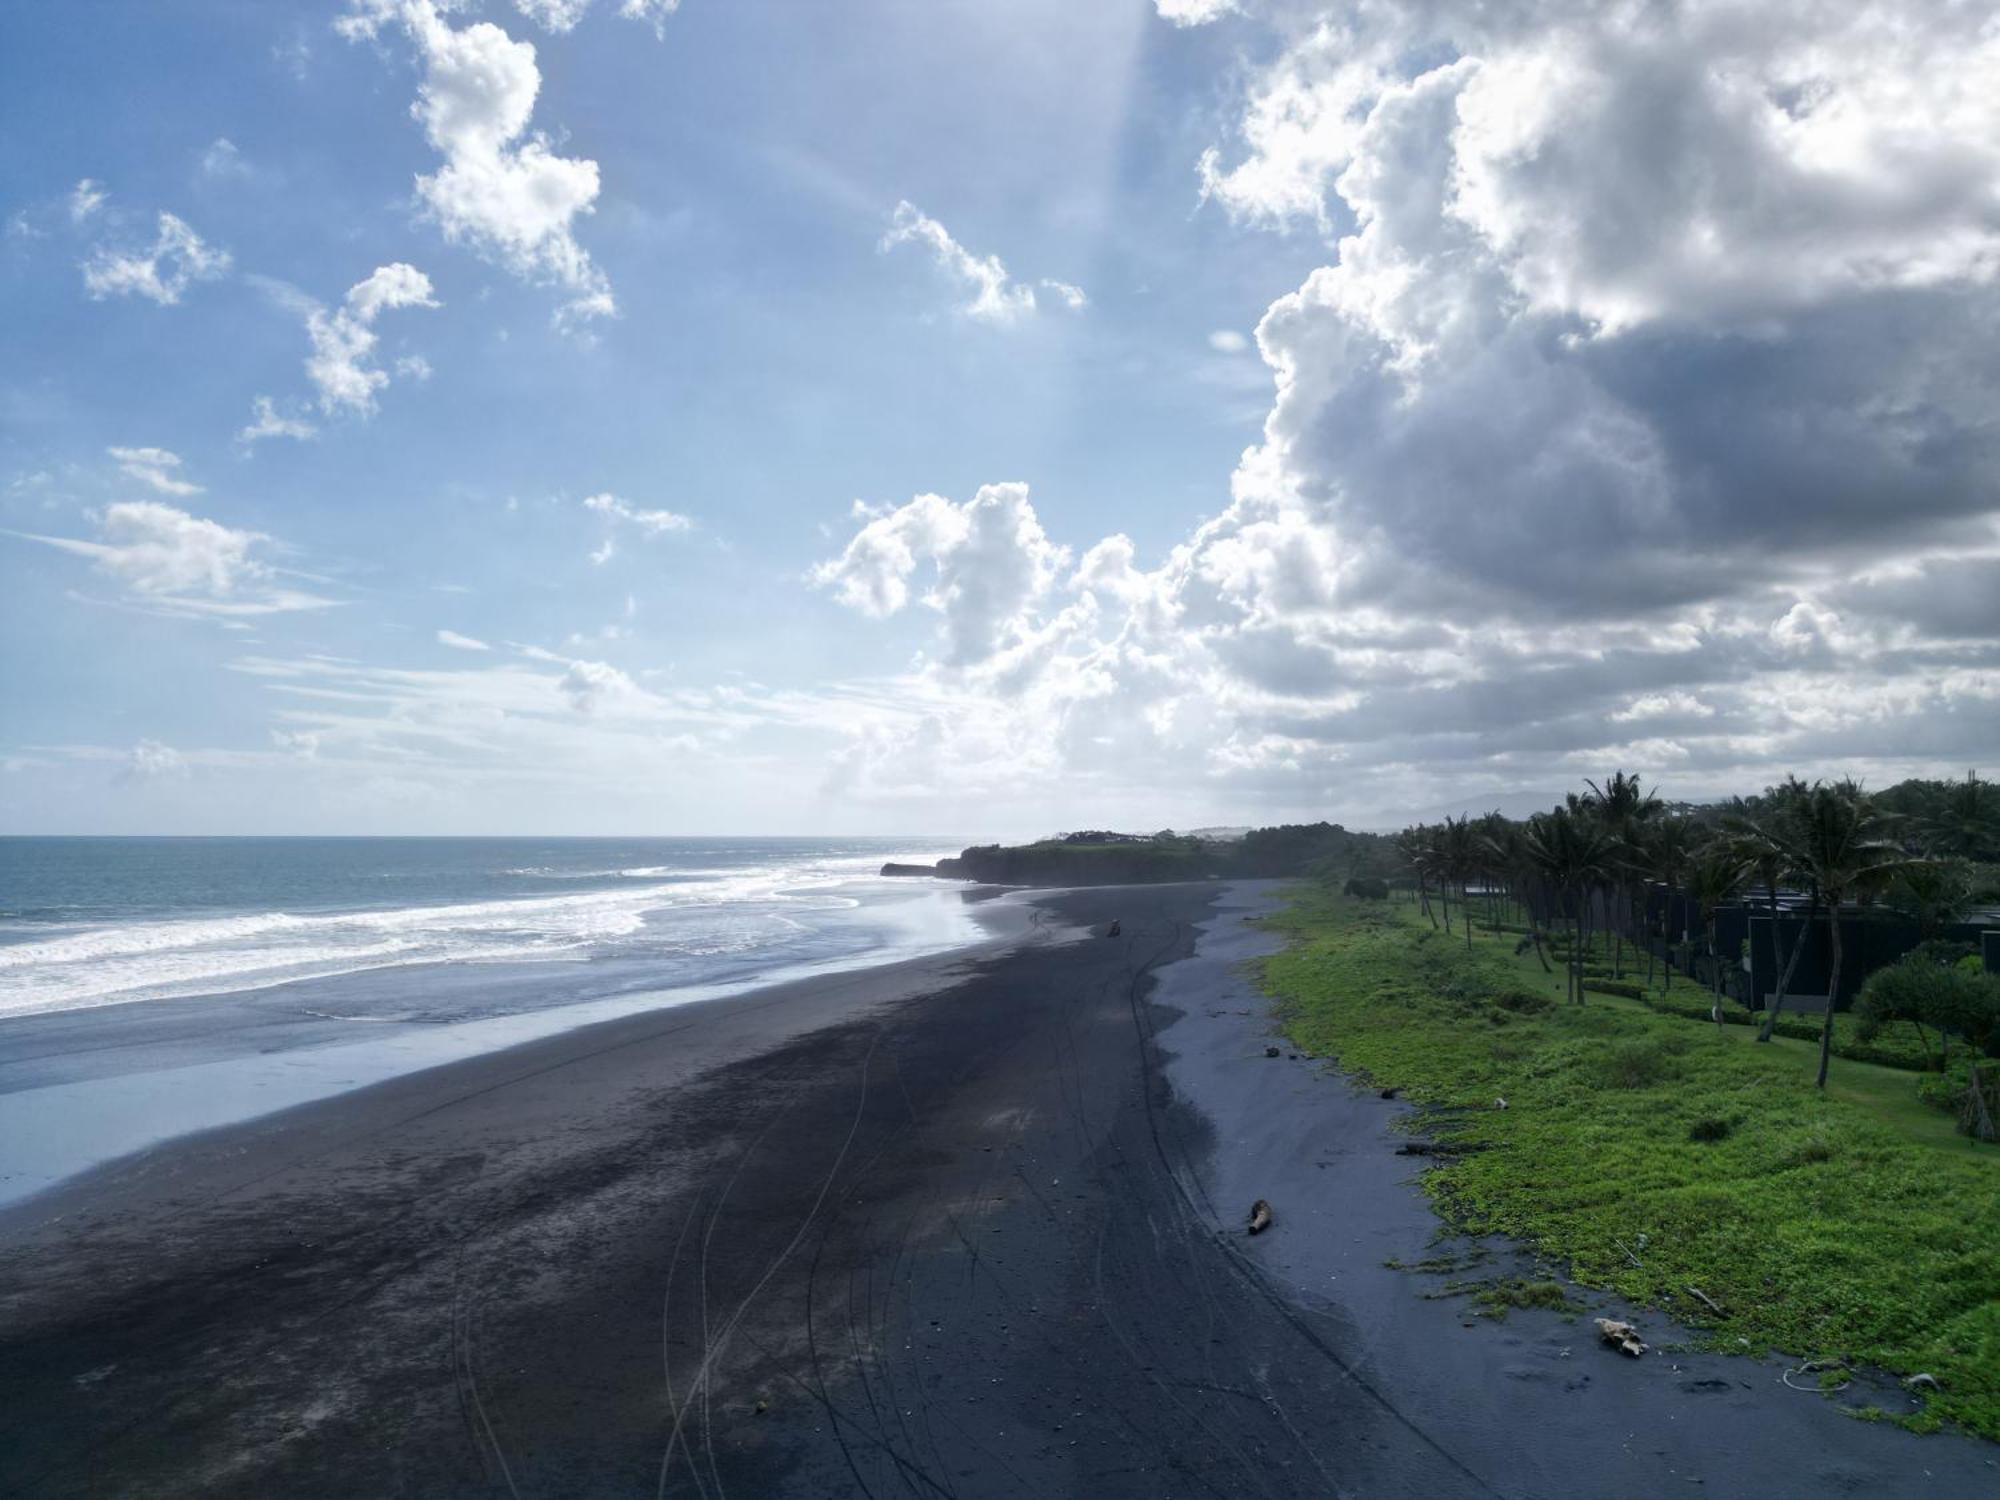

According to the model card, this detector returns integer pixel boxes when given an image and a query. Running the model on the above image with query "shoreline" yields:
[0,882,1023,1208]
[1,881,1992,1496]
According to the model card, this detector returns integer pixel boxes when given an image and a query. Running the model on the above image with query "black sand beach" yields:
[1,883,1993,1497]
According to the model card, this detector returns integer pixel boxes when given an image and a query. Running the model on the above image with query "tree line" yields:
[1393,771,2000,1092]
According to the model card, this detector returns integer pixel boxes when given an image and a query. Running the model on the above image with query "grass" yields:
[1262,889,2000,1439]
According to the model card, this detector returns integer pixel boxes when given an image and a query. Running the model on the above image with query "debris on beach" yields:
[1904,1372,1942,1392]
[1107,919,1121,937]
[1595,1318,1647,1357]
[1380,1086,1401,1099]
[1493,1096,1508,1110]
[1247,1199,1273,1235]
[1265,1045,1282,1058]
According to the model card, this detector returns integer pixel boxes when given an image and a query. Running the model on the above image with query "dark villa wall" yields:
[1746,912,1994,1011]
[1642,883,1997,1010]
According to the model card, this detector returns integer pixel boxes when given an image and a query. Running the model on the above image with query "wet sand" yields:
[0,883,1992,1496]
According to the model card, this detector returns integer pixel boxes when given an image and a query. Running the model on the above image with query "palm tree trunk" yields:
[1816,902,1843,1089]
[1573,895,1586,1004]
[1758,896,1816,1043]
[1708,913,1724,1025]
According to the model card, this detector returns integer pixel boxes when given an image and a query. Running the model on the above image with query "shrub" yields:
[1492,988,1554,1016]
[1582,978,1648,1000]
[1342,876,1390,900]
[1855,957,2000,1064]
[1596,1037,1683,1089]
[1917,1065,1973,1116]
[1689,1116,1734,1143]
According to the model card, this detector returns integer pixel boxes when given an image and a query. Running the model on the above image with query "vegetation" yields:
[1261,889,2000,1438]
[934,820,1399,886]
[1396,770,1998,1097]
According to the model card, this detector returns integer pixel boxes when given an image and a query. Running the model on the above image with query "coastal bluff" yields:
[882,824,1391,887]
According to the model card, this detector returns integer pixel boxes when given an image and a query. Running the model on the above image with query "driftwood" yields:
[1595,1318,1647,1358]
[1687,1286,1726,1318]
[1247,1199,1273,1235]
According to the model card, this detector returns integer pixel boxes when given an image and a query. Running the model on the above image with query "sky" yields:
[3,0,1998,838]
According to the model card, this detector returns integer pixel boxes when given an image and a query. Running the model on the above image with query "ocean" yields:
[0,836,969,1019]
[0,836,993,1203]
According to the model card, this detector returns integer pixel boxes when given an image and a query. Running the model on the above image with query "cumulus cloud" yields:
[341,0,614,327]
[81,211,229,304]
[1208,329,1249,353]
[437,628,490,651]
[301,263,439,414]
[109,446,202,497]
[813,483,1070,667]
[880,202,1083,324]
[1194,2,2000,632]
[11,502,335,618]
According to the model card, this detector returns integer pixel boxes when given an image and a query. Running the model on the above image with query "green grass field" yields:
[1259,888,2000,1438]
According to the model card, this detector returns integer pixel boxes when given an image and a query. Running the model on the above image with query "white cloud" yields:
[559,657,642,713]
[583,491,693,535]
[880,202,1083,324]
[342,1,614,327]
[81,212,229,304]
[303,263,439,414]
[108,446,202,497]
[1611,692,1715,724]
[200,138,251,180]
[126,740,188,780]
[1155,0,1234,26]
[512,0,679,35]
[437,628,490,651]
[617,0,681,36]
[589,537,616,566]
[813,483,1069,667]
[69,179,106,223]
[238,396,318,445]
[12,502,336,617]
[1207,329,1249,353]
[513,0,590,31]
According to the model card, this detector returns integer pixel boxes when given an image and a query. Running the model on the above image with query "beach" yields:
[1,881,1994,1497]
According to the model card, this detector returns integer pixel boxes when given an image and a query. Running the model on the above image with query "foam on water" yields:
[0,847,945,1018]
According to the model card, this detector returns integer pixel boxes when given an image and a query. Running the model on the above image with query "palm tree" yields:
[1398,825,1438,927]
[1584,771,1662,977]
[1485,821,1554,972]
[1521,807,1618,1005]
[1724,777,1813,1042]
[1438,815,1481,949]
[1888,858,1975,941]
[1685,842,1750,1023]
[1922,770,2000,860]
[1640,814,1695,992]
[1754,781,1925,1088]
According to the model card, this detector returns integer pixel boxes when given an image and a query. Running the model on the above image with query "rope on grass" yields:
[1779,1361,1851,1394]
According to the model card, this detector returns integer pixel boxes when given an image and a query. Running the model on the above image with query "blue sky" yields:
[6,1,2000,835]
